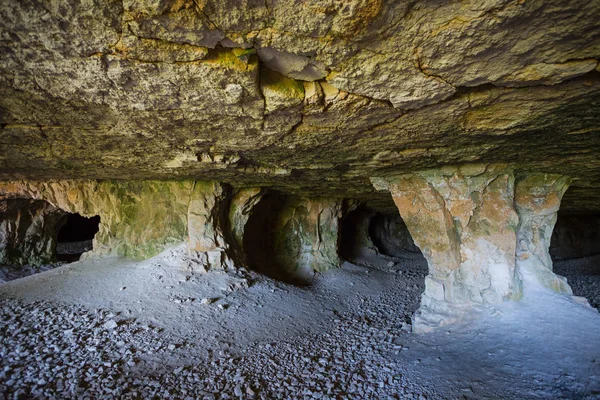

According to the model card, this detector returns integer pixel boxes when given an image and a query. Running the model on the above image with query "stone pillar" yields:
[372,165,521,332]
[515,174,572,293]
[0,199,65,265]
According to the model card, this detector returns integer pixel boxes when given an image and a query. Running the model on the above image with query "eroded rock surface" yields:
[374,165,584,332]
[0,199,65,265]
[515,174,572,293]
[374,165,521,331]
[0,0,599,211]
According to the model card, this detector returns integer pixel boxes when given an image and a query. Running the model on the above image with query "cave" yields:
[551,211,600,309]
[1,1,600,398]
[242,192,291,282]
[368,213,422,258]
[56,213,100,262]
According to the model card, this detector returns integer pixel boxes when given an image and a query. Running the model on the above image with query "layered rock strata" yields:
[1,1,599,211]
[373,165,575,332]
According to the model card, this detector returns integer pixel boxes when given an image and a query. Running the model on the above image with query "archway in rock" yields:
[242,192,294,283]
[551,211,600,309]
[338,206,376,265]
[0,198,101,281]
[368,213,423,259]
[56,213,100,262]
[338,204,428,327]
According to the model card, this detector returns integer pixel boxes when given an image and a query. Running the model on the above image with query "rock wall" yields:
[0,181,343,278]
[243,194,342,284]
[0,181,226,263]
[373,165,575,332]
[0,199,65,265]
[272,197,342,283]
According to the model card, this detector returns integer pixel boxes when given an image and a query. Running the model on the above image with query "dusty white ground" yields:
[1,246,599,399]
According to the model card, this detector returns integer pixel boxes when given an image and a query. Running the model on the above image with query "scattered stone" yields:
[103,320,118,330]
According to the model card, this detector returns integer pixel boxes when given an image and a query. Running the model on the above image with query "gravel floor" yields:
[0,270,428,399]
[1,249,599,399]
[554,254,600,309]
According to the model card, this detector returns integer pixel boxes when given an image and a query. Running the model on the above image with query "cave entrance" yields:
[242,192,294,282]
[56,213,100,262]
[368,213,424,260]
[338,206,376,265]
[338,204,428,325]
[338,207,425,265]
[551,210,600,309]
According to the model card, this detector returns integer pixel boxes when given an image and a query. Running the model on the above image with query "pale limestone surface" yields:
[515,174,572,294]
[374,165,583,332]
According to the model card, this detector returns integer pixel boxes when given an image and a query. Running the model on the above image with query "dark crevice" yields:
[56,214,100,262]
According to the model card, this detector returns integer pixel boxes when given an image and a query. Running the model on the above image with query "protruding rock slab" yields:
[515,174,572,293]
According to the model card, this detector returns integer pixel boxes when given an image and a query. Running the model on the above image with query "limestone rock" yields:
[515,174,573,294]
[375,165,522,332]
[0,0,598,213]
[0,199,65,265]
[270,197,342,283]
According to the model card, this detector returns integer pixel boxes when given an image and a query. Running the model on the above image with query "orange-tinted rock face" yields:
[375,165,520,332]
[374,165,577,332]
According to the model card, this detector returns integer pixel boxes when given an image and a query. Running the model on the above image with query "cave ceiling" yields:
[1,0,599,211]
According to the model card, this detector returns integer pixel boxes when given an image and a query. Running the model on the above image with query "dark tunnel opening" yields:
[551,211,600,309]
[56,213,100,262]
[242,192,301,284]
[368,213,423,258]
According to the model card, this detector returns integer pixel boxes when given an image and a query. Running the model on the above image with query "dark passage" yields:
[242,192,292,282]
[56,214,100,262]
[551,211,600,309]
[369,213,421,257]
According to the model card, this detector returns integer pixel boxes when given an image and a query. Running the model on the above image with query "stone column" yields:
[372,164,521,332]
[515,174,572,293]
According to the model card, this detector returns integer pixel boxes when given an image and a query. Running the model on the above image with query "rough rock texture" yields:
[0,0,599,212]
[515,174,572,294]
[0,199,65,265]
[270,197,342,283]
[550,213,600,260]
[369,214,420,257]
[242,194,341,283]
[374,165,521,332]
[374,165,587,331]
[0,181,345,279]
[0,181,217,262]
[187,181,236,270]
[227,187,264,267]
